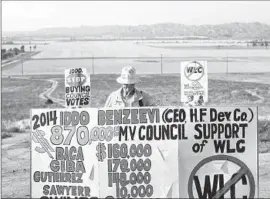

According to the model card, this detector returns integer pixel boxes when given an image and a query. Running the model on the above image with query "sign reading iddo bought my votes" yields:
[65,68,91,108]
[31,106,258,198]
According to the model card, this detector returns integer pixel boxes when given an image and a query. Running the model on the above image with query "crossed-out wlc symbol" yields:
[188,155,256,199]
[184,61,205,81]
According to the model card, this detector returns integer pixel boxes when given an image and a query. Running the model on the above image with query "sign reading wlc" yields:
[184,61,205,81]
[180,60,208,104]
[188,155,255,199]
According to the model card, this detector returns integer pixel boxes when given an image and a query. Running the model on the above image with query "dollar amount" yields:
[50,125,119,146]
[108,143,152,159]
[108,159,151,173]
[106,143,153,198]
[109,172,153,198]
[108,172,151,187]
[116,184,153,198]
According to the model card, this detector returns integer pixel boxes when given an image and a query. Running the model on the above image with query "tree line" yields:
[1,45,37,60]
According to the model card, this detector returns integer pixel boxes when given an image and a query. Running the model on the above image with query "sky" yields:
[2,1,270,32]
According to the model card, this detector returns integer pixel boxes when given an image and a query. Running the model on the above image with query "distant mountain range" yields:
[3,22,270,40]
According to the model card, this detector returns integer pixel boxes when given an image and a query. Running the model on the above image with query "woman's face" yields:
[122,84,135,95]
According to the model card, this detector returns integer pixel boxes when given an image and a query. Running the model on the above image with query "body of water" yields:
[2,40,270,75]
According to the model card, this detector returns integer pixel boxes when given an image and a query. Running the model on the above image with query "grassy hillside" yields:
[2,74,270,152]
[3,22,270,40]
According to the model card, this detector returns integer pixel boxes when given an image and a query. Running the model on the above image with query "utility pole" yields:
[226,53,228,75]
[21,54,24,75]
[92,55,95,74]
[160,54,163,74]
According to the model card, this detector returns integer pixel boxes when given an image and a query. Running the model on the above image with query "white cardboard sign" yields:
[65,68,91,108]
[181,61,208,106]
[31,107,257,199]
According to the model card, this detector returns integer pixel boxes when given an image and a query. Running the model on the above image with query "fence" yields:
[22,55,231,74]
[2,54,270,76]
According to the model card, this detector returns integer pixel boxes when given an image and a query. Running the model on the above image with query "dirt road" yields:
[39,79,65,107]
[1,51,41,68]
[7,76,65,107]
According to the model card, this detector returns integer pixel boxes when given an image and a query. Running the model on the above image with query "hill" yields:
[3,22,270,40]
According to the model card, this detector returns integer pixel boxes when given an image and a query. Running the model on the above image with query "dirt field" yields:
[2,73,270,198]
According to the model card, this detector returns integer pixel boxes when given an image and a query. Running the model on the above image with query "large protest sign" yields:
[181,61,208,106]
[31,106,257,198]
[65,68,91,108]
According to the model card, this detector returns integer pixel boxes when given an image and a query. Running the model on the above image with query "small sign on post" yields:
[181,61,208,107]
[65,68,91,108]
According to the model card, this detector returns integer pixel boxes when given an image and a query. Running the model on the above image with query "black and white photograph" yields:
[1,1,270,198]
